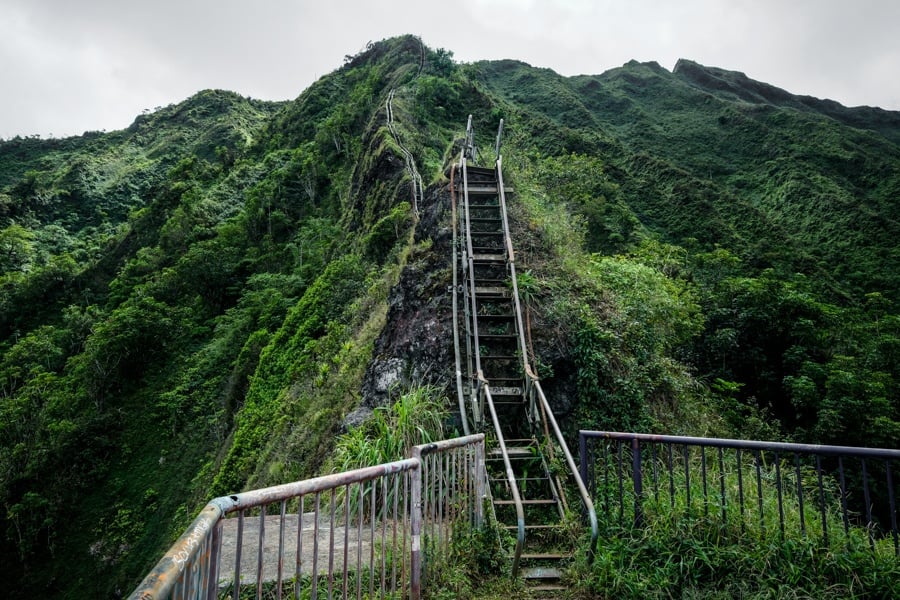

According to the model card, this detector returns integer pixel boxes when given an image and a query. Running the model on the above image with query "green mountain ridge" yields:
[1,35,898,598]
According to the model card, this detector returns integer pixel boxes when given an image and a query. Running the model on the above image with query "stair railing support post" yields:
[474,440,485,528]
[410,455,423,600]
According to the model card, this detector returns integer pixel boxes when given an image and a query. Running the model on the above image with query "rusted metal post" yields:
[475,440,485,528]
[410,453,423,600]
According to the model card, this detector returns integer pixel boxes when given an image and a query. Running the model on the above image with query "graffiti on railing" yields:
[173,518,211,572]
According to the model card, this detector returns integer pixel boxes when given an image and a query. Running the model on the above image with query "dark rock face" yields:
[360,182,456,408]
[358,173,579,428]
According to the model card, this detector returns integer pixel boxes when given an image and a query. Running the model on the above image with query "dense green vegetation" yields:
[1,35,899,598]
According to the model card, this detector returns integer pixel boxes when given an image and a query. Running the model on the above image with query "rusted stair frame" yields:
[452,116,594,592]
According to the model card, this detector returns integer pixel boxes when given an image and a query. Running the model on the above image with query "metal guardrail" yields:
[130,434,485,600]
[580,431,900,554]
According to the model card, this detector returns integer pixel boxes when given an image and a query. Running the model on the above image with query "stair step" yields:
[474,286,509,296]
[488,386,522,396]
[489,446,533,457]
[522,567,563,581]
[521,553,572,561]
[473,254,506,263]
[465,185,498,194]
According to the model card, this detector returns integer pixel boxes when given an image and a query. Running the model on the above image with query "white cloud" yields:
[1,0,898,139]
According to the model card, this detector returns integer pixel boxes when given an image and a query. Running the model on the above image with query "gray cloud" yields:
[1,0,898,139]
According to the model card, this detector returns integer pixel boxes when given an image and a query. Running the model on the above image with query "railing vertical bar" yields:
[668,444,675,510]
[616,442,625,525]
[451,448,457,540]
[207,519,223,600]
[278,499,287,600]
[357,482,364,600]
[683,445,691,514]
[755,450,765,537]
[632,438,643,527]
[391,472,400,596]
[257,504,267,600]
[603,442,611,519]
[380,475,388,599]
[439,452,445,553]
[886,460,898,556]
[296,499,304,600]
[343,484,351,600]
[651,444,660,505]
[838,457,850,537]
[475,438,485,527]
[580,434,590,498]
[312,492,320,600]
[737,449,746,535]
[862,458,875,550]
[816,455,827,546]
[173,570,185,598]
[718,447,727,529]
[701,446,709,517]
[795,453,806,538]
[235,511,244,600]
[369,477,376,600]
[403,468,410,600]
[328,489,336,600]
[775,452,785,538]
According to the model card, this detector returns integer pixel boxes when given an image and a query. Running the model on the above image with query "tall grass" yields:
[333,385,448,472]
[575,443,900,598]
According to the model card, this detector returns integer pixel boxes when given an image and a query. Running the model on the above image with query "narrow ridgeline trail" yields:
[450,117,597,597]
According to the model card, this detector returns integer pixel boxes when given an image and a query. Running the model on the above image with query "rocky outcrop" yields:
[360,181,456,408]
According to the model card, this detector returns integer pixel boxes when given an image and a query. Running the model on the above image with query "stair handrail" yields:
[495,156,534,384]
[460,154,487,424]
[496,153,599,560]
[531,379,599,558]
[464,114,477,162]
[481,380,526,577]
[449,162,471,435]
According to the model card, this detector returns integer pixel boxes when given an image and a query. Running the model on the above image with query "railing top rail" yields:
[533,382,598,555]
[218,458,420,514]
[580,431,900,460]
[411,433,484,458]
[129,502,224,600]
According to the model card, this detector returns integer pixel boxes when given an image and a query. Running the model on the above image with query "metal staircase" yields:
[450,116,597,595]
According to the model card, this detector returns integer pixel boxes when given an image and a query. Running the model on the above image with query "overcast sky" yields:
[2,0,899,139]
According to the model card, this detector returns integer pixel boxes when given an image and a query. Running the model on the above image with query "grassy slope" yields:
[474,58,900,304]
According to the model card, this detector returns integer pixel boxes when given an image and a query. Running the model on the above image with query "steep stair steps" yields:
[452,118,594,597]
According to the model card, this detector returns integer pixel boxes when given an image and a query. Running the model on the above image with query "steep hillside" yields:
[1,36,899,598]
